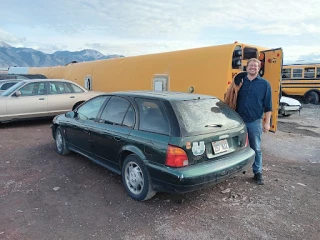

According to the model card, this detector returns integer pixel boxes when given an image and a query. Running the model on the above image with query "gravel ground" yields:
[0,104,319,240]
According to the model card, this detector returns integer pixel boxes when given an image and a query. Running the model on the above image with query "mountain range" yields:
[0,41,124,69]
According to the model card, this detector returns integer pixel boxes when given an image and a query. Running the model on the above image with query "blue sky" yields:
[1,0,320,63]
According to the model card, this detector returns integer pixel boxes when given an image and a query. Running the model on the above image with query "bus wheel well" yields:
[304,90,320,104]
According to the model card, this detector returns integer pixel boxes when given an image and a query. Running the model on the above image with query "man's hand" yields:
[263,121,270,133]
[263,111,272,133]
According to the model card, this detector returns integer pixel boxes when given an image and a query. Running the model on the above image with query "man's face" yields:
[247,61,260,76]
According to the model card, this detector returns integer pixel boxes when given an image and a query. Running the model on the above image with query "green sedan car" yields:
[52,91,255,201]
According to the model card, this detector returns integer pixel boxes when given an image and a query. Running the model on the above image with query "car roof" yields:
[20,78,75,83]
[0,79,24,82]
[111,91,216,101]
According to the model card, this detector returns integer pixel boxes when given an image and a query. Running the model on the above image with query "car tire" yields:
[305,91,319,104]
[122,154,156,201]
[55,127,71,155]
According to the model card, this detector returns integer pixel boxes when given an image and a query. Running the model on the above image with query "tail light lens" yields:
[245,133,249,147]
[165,145,188,167]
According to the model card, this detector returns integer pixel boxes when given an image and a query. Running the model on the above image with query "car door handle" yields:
[114,136,121,141]
[70,96,75,98]
[38,98,45,100]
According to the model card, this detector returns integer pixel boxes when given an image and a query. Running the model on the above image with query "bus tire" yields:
[305,91,319,104]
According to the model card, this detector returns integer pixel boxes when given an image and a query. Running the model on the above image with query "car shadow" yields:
[0,117,53,129]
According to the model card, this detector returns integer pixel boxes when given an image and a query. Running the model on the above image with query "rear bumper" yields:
[147,147,255,194]
[279,105,302,115]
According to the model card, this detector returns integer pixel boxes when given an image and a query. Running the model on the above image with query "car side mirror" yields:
[65,111,76,118]
[14,91,22,97]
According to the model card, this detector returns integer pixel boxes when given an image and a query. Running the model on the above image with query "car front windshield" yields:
[1,81,25,96]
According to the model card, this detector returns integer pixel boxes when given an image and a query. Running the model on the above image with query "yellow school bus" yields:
[29,42,283,132]
[282,64,320,104]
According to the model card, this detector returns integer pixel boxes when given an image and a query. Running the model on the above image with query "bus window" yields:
[304,68,315,78]
[282,68,291,78]
[317,68,320,78]
[293,69,302,78]
[243,47,257,60]
[232,46,242,69]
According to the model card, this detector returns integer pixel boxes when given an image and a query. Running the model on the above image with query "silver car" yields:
[0,79,23,94]
[0,79,103,123]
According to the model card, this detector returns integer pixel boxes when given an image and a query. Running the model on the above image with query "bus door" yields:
[259,48,283,132]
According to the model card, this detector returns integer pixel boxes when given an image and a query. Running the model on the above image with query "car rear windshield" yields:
[171,98,243,136]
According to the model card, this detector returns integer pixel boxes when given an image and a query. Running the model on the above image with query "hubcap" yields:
[125,162,144,195]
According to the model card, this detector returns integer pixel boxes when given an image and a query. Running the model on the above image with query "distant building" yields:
[8,67,29,74]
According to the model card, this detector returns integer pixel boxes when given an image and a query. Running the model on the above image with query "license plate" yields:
[212,139,229,154]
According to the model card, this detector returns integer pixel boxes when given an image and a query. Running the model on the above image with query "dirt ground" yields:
[0,104,319,240]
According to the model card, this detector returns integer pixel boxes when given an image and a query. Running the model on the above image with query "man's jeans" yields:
[245,119,263,174]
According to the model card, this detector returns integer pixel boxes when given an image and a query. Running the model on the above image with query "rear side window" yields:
[49,82,74,94]
[135,98,170,135]
[99,96,131,125]
[171,98,243,136]
[71,83,85,93]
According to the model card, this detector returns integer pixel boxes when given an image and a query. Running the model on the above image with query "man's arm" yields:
[263,111,271,132]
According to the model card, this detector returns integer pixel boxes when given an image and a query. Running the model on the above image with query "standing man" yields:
[236,58,272,185]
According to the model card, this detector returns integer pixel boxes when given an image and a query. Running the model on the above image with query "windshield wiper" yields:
[205,123,223,127]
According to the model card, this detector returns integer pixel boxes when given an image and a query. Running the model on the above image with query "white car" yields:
[0,79,103,123]
[279,96,302,117]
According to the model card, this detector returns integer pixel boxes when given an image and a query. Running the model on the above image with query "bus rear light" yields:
[259,53,265,61]
[165,145,189,167]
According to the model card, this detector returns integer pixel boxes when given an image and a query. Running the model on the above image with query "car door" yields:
[259,48,283,132]
[128,98,171,164]
[47,81,80,114]
[5,81,48,119]
[90,96,134,166]
[64,95,109,155]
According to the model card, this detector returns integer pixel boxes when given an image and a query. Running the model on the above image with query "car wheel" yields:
[305,91,319,104]
[122,154,156,201]
[55,127,71,155]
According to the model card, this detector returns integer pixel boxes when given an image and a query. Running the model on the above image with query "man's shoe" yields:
[253,173,264,185]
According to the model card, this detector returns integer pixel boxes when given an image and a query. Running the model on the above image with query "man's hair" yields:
[247,58,261,67]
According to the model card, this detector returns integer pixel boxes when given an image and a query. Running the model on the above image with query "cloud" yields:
[0,0,320,62]
[0,29,26,46]
[283,45,320,63]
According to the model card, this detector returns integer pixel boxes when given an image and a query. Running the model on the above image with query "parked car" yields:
[279,96,302,117]
[0,73,47,80]
[0,79,23,94]
[0,79,102,123]
[51,91,255,201]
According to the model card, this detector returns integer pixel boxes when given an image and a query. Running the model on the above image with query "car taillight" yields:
[245,133,249,147]
[165,145,189,167]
